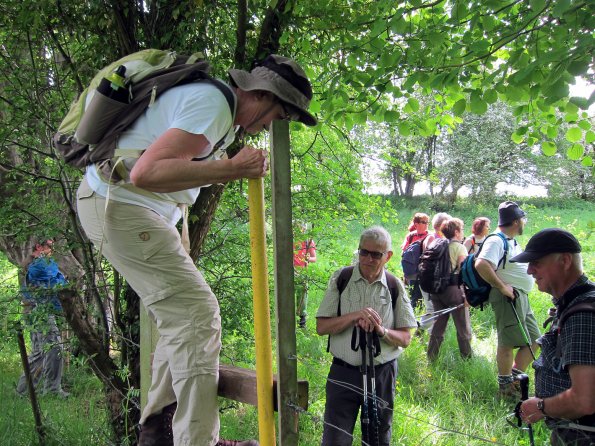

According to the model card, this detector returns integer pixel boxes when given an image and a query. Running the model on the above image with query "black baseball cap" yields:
[498,201,526,226]
[509,228,582,263]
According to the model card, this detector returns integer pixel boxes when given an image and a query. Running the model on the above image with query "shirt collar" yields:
[353,264,389,287]
[556,274,591,311]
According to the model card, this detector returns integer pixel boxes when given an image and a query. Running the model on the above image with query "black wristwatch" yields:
[537,398,546,415]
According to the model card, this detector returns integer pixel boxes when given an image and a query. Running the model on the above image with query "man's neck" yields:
[553,272,584,301]
[358,266,383,284]
[498,226,517,239]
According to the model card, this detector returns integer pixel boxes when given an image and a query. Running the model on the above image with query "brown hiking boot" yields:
[216,440,259,446]
[138,402,176,446]
[498,382,520,401]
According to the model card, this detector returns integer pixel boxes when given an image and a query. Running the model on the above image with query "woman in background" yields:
[463,217,491,255]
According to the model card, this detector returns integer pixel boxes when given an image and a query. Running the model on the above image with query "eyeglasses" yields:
[418,221,429,224]
[358,248,386,260]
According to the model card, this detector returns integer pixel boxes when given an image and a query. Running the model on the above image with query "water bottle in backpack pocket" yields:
[76,65,129,145]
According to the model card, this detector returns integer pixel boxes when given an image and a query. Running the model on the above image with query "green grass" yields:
[1,200,593,445]
[0,349,110,445]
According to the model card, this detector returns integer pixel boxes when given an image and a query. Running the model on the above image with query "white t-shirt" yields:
[86,82,237,226]
[477,231,534,293]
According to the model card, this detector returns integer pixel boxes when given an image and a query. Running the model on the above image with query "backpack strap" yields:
[476,233,509,270]
[336,266,355,317]
[555,287,595,363]
[385,271,400,309]
[494,232,509,270]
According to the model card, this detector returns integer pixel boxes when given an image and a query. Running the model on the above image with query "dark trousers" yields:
[427,285,472,361]
[321,359,397,446]
[406,278,422,309]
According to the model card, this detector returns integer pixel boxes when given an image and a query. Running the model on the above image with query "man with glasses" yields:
[316,226,416,446]
[475,201,541,400]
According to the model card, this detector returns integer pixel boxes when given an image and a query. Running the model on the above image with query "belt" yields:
[332,357,395,370]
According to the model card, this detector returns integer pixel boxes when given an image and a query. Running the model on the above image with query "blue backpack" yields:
[401,233,428,277]
[460,232,509,309]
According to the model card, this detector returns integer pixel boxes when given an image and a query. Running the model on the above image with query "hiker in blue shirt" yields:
[16,238,69,398]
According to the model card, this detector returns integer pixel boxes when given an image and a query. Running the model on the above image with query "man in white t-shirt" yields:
[76,55,316,446]
[475,201,541,400]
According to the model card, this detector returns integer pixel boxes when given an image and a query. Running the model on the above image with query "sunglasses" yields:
[417,221,429,224]
[358,248,386,260]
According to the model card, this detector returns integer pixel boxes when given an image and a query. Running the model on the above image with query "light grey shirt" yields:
[316,266,417,366]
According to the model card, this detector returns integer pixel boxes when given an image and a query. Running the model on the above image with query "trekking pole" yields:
[513,374,535,446]
[419,303,465,325]
[510,290,536,361]
[352,326,370,446]
[366,331,381,446]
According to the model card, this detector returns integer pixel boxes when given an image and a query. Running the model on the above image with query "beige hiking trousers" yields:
[77,177,221,446]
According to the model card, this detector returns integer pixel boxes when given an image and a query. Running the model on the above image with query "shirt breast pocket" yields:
[377,292,391,312]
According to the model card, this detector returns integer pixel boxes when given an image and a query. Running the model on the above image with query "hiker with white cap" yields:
[76,54,316,446]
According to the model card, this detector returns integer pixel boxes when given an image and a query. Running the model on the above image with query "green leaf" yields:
[452,99,467,116]
[469,92,487,114]
[564,112,579,123]
[511,131,524,144]
[505,85,526,102]
[484,89,498,104]
[389,16,408,35]
[565,101,579,113]
[567,60,590,76]
[516,126,528,136]
[353,111,368,125]
[384,110,399,121]
[569,96,590,110]
[546,126,558,139]
[565,127,582,143]
[567,144,584,161]
[398,121,411,136]
[308,99,321,114]
[541,141,557,156]
[581,156,593,167]
[530,0,546,11]
[586,130,595,144]
[402,73,418,91]
[578,120,591,131]
[552,0,572,18]
[544,79,569,103]
[404,97,420,113]
[380,51,392,68]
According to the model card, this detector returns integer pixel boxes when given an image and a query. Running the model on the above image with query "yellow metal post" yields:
[248,177,276,446]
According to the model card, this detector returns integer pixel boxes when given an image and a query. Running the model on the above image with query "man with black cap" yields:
[474,201,541,399]
[77,55,316,446]
[514,229,595,445]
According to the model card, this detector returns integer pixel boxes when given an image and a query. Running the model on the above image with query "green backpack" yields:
[53,49,235,172]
